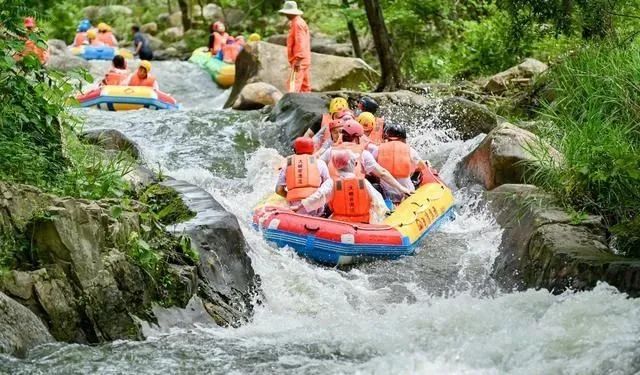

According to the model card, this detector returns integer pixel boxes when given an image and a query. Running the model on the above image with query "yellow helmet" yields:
[248,33,261,42]
[357,112,376,132]
[329,97,349,114]
[86,29,97,39]
[139,60,152,72]
[98,22,109,31]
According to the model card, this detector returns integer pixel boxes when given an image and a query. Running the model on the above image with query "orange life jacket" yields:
[89,39,103,46]
[330,178,371,223]
[128,74,157,87]
[368,117,384,145]
[222,43,239,63]
[22,39,48,64]
[97,32,116,46]
[103,68,129,86]
[285,154,322,202]
[328,142,365,179]
[377,141,412,179]
[74,32,87,47]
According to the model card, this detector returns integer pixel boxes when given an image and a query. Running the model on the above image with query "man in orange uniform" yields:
[276,137,331,216]
[123,61,159,90]
[100,55,129,86]
[279,1,311,93]
[19,17,48,64]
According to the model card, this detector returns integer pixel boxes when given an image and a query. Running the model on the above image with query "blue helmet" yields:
[78,19,91,32]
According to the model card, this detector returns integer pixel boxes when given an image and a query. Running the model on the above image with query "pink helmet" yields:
[329,119,344,131]
[342,120,364,137]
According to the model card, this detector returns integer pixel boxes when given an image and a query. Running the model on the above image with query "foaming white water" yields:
[9,62,634,374]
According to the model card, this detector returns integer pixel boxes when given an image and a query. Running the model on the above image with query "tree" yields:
[362,0,402,91]
[342,0,362,58]
[177,0,192,31]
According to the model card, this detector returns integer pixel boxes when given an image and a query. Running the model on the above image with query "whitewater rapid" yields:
[3,61,640,375]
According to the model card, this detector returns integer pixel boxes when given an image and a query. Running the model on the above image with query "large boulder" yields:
[46,39,67,56]
[141,22,158,35]
[81,128,141,160]
[201,3,224,21]
[232,82,283,110]
[267,34,353,57]
[82,6,100,21]
[487,184,640,295]
[224,8,246,28]
[225,41,378,108]
[160,179,260,326]
[45,39,90,72]
[484,58,549,94]
[456,122,560,190]
[436,97,502,139]
[147,35,165,51]
[97,5,133,20]
[0,292,53,357]
[169,11,183,27]
[160,26,184,43]
[267,93,328,150]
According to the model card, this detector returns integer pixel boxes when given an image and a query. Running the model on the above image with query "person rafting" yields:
[132,25,153,60]
[357,96,384,144]
[320,120,412,200]
[313,118,343,157]
[19,17,48,64]
[279,1,311,93]
[97,23,118,47]
[376,123,432,203]
[276,137,331,216]
[357,112,383,146]
[73,19,92,47]
[124,60,159,90]
[292,150,389,224]
[100,55,129,87]
[221,36,240,63]
[305,97,351,139]
[86,29,103,46]
[209,21,229,56]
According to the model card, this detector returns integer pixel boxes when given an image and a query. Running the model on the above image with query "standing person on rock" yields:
[131,25,153,61]
[279,1,311,93]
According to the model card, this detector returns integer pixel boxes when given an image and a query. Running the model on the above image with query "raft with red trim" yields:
[76,85,180,111]
[252,168,455,266]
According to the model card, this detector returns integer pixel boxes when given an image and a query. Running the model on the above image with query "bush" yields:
[530,42,640,255]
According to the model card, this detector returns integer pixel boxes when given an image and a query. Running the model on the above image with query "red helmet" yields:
[293,137,314,155]
[24,17,36,28]
[342,120,364,137]
[331,150,352,170]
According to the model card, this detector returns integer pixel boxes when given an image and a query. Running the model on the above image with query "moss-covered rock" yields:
[140,183,195,225]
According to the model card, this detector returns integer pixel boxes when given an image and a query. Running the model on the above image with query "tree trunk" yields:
[177,0,192,31]
[342,0,362,58]
[362,0,402,91]
[167,0,172,14]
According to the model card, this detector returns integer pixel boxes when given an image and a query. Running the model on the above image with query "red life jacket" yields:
[377,141,412,179]
[128,74,157,88]
[327,142,365,179]
[73,32,87,47]
[330,178,371,223]
[222,43,239,63]
[103,68,129,86]
[285,155,322,202]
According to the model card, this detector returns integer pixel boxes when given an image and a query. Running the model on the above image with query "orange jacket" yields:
[22,39,48,64]
[368,117,385,145]
[102,68,129,86]
[287,16,311,67]
[97,31,117,47]
[73,32,87,47]
[377,141,412,179]
[285,155,322,202]
[211,32,229,54]
[327,143,365,179]
[128,74,157,87]
[330,178,371,223]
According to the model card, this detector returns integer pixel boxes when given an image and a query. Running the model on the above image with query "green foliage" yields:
[139,183,196,225]
[42,1,83,43]
[529,42,640,255]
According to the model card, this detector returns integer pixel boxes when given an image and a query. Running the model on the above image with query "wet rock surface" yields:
[0,292,53,358]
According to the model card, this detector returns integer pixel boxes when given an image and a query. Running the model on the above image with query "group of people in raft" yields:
[207,21,261,64]
[276,97,433,224]
[72,19,119,48]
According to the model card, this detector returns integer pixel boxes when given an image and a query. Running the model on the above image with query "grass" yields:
[529,41,640,255]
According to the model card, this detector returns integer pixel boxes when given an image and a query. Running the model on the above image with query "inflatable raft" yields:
[76,85,180,111]
[189,47,235,88]
[252,169,455,266]
[70,46,133,60]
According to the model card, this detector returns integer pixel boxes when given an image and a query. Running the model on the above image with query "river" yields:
[2,61,640,375]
